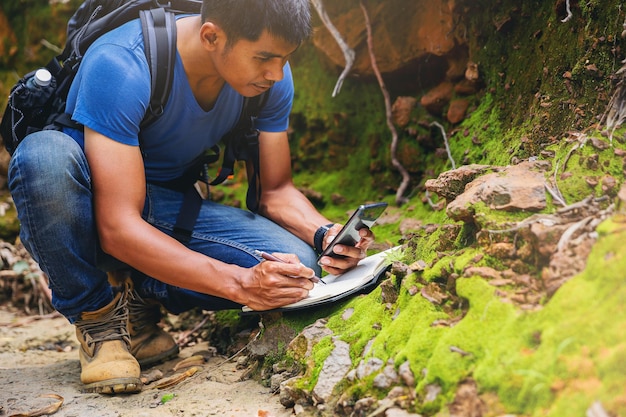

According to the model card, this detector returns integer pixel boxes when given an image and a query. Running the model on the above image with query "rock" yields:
[353,397,377,414]
[526,220,571,261]
[392,96,417,127]
[312,338,352,403]
[380,278,399,304]
[602,174,618,196]
[355,357,384,379]
[590,136,610,150]
[424,164,493,202]
[288,319,333,360]
[421,81,454,116]
[373,360,399,389]
[270,372,289,392]
[446,160,550,223]
[454,79,481,95]
[465,61,480,81]
[448,379,486,417]
[385,407,423,417]
[447,98,470,124]
[398,360,416,387]
[311,1,460,76]
[463,266,502,281]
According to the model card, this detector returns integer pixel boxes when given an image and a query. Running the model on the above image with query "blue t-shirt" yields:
[64,18,294,183]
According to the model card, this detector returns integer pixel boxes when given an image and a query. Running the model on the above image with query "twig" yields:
[360,1,411,206]
[556,216,593,252]
[40,39,63,54]
[544,182,567,207]
[431,121,456,170]
[561,0,573,23]
[310,0,355,97]
[204,320,263,373]
[424,190,439,210]
[176,314,210,347]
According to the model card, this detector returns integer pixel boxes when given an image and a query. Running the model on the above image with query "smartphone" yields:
[317,202,388,264]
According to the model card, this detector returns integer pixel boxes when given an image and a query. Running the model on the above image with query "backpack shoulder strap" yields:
[209,91,270,186]
[139,7,177,127]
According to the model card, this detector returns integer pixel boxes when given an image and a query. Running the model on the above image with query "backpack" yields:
[0,0,268,217]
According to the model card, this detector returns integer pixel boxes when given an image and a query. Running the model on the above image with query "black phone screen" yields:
[317,202,388,263]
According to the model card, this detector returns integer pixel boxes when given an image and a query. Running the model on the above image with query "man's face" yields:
[214,30,298,97]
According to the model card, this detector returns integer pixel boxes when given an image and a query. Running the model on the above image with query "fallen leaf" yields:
[9,393,63,417]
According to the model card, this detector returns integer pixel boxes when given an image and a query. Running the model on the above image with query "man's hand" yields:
[239,254,315,311]
[317,226,375,276]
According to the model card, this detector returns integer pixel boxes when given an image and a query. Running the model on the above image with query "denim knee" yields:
[9,130,89,194]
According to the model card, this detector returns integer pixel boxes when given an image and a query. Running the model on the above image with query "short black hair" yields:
[201,0,312,48]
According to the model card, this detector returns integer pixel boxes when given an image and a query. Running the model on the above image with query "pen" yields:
[254,250,326,285]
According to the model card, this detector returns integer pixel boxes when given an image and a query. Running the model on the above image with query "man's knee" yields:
[9,130,88,193]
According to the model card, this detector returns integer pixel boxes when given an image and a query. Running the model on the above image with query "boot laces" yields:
[77,294,130,348]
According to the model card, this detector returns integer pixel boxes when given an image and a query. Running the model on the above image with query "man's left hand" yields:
[317,226,374,275]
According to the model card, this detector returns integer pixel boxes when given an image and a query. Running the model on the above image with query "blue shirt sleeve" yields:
[69,43,150,146]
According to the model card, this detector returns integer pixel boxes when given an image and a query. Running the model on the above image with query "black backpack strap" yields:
[171,186,202,244]
[54,7,177,131]
[209,91,270,212]
[140,7,177,127]
[140,7,200,244]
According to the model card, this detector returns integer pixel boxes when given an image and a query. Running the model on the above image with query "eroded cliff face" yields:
[308,0,480,131]
[312,0,461,77]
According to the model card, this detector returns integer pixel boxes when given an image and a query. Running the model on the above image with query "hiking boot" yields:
[75,291,142,394]
[127,287,179,367]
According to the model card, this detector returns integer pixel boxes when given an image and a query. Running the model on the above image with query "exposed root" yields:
[360,1,411,206]
[310,0,355,97]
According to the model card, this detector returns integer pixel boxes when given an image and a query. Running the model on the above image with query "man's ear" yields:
[200,22,222,50]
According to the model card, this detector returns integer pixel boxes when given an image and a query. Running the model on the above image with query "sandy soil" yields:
[0,310,293,417]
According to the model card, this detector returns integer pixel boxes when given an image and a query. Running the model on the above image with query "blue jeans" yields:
[8,130,319,322]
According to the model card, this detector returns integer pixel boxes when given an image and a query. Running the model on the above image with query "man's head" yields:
[200,0,312,49]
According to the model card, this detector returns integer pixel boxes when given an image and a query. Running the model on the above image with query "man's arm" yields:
[84,127,314,311]
[256,131,374,274]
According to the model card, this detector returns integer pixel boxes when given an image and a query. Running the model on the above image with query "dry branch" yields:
[310,0,355,97]
[431,121,456,170]
[360,1,410,205]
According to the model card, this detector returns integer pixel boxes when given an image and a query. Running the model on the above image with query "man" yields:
[8,0,374,394]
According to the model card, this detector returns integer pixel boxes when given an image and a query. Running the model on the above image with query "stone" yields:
[398,360,416,387]
[447,98,470,124]
[454,79,481,95]
[311,1,459,76]
[421,81,454,116]
[392,96,417,127]
[446,160,550,223]
[424,164,493,202]
[312,338,352,403]
[355,357,384,379]
[288,319,332,360]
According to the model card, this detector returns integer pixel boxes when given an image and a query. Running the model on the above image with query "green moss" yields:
[326,288,391,361]
[546,133,625,204]
[439,217,626,416]
[300,335,334,391]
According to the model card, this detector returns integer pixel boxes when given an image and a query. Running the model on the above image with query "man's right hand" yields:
[238,254,315,311]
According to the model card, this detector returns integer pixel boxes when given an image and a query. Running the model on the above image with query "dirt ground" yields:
[0,309,293,417]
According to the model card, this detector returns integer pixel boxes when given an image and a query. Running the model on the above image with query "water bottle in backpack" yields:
[1,68,57,154]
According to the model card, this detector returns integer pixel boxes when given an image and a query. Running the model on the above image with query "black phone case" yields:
[317,202,388,263]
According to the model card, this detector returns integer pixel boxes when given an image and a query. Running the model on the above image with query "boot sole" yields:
[82,377,143,394]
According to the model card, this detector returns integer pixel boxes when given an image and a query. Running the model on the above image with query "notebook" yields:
[242,246,401,313]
